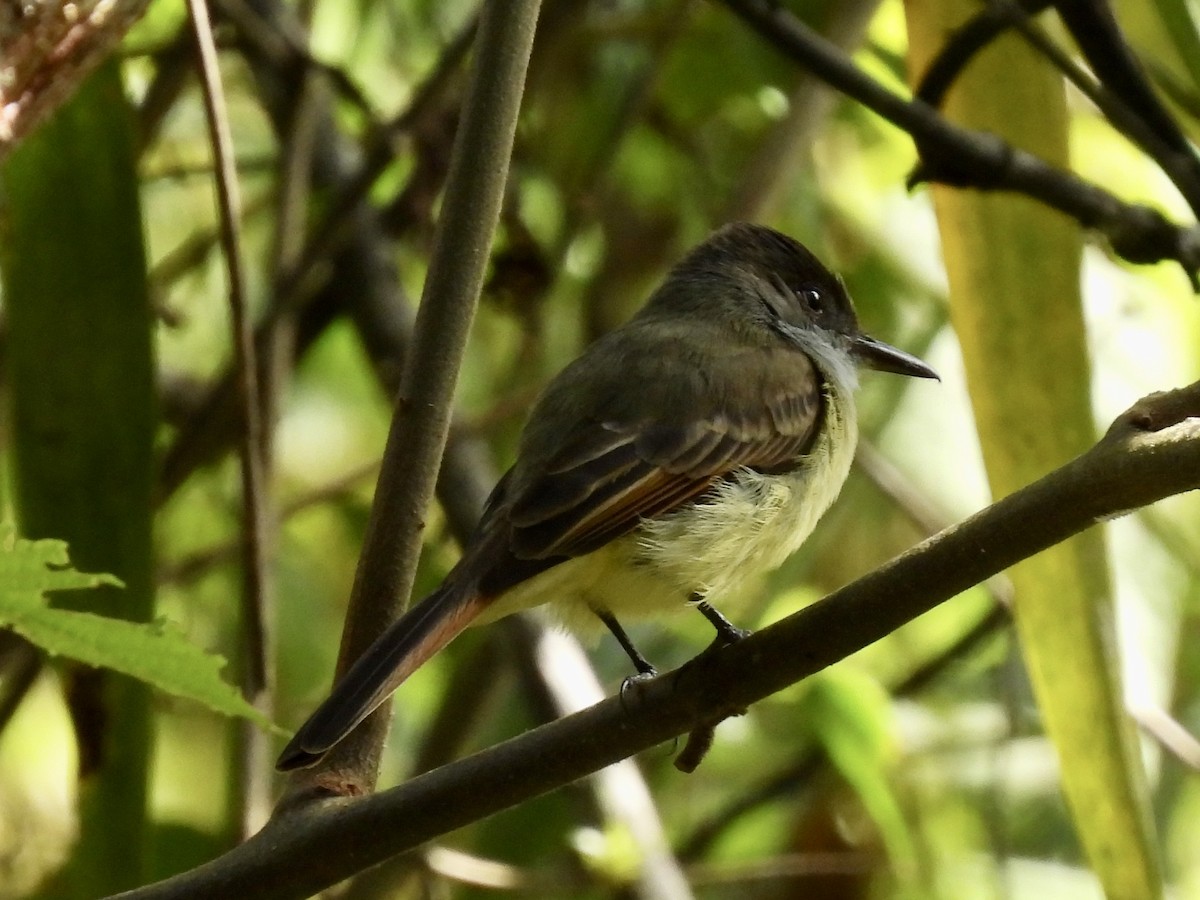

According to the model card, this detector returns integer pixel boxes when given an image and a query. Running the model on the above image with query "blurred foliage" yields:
[0,0,1199,897]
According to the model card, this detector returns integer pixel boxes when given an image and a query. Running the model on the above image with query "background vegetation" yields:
[0,0,1199,897]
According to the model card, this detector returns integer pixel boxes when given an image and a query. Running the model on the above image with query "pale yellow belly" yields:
[474,389,857,636]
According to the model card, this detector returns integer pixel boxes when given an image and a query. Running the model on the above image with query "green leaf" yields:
[0,526,275,731]
[1,60,160,894]
[905,6,1162,899]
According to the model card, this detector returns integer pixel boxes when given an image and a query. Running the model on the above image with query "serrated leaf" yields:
[0,526,275,731]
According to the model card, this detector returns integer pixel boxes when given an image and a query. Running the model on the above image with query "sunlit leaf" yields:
[0,526,273,730]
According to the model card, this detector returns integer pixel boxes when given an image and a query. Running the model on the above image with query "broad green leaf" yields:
[1,62,159,894]
[0,526,273,730]
[905,6,1161,899]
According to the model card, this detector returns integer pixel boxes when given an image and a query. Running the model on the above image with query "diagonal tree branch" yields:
[111,384,1200,900]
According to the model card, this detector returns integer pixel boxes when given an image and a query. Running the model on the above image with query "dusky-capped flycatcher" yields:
[277,222,938,771]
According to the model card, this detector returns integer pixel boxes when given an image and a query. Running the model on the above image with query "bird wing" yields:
[503,367,825,562]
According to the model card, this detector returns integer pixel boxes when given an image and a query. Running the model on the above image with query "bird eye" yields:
[798,288,824,315]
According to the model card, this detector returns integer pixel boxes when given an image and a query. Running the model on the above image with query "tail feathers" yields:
[277,581,488,771]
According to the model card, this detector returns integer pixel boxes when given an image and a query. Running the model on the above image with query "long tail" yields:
[276,579,488,771]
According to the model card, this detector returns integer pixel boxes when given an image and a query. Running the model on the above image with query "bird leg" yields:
[676,595,752,772]
[594,608,657,678]
[691,596,751,646]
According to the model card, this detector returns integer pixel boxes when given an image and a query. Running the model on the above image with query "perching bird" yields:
[278,222,937,771]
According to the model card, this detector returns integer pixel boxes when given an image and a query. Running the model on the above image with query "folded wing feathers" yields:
[505,383,822,561]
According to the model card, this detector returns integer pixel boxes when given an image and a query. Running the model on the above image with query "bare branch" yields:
[185,0,275,835]
[111,384,1200,900]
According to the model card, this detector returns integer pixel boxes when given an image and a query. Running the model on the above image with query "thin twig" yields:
[281,0,544,795]
[999,2,1200,220]
[1131,703,1200,771]
[218,0,382,123]
[149,190,274,296]
[263,36,320,438]
[184,0,274,836]
[136,24,195,152]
